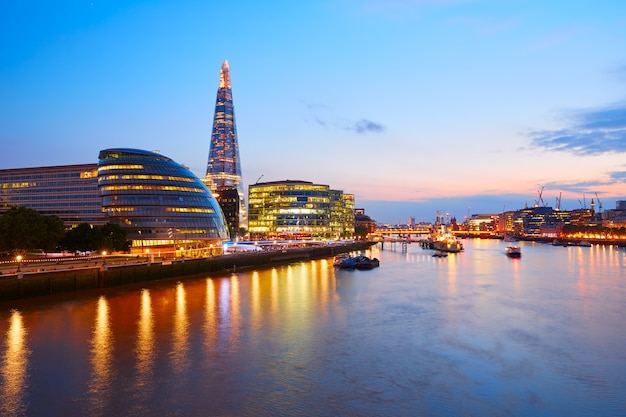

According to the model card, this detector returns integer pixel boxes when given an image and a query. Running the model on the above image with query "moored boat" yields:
[334,255,380,269]
[355,256,380,269]
[427,213,464,253]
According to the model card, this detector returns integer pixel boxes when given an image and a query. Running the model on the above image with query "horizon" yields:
[2,1,625,225]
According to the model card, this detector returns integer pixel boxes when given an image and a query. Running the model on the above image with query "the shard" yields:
[206,60,246,230]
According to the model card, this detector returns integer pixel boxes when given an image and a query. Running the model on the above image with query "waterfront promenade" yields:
[0,240,374,302]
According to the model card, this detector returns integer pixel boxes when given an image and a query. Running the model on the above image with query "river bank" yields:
[0,241,375,302]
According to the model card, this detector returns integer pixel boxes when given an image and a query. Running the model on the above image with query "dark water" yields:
[1,239,625,417]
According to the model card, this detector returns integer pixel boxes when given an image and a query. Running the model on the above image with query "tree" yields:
[41,215,66,252]
[100,223,130,252]
[62,223,102,252]
[0,206,47,252]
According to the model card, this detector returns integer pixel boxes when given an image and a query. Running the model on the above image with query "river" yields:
[1,239,625,416]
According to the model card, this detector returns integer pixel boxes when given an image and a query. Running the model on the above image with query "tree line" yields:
[0,206,130,255]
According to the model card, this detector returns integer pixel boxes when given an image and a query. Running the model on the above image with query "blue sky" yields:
[1,0,625,224]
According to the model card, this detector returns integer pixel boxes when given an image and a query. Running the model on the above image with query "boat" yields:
[355,256,380,269]
[505,246,521,258]
[578,240,591,247]
[426,213,464,253]
[334,255,380,269]
[333,253,351,267]
[432,251,448,258]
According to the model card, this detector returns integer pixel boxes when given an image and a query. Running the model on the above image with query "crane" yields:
[535,186,545,207]
[595,192,603,213]
[255,174,264,184]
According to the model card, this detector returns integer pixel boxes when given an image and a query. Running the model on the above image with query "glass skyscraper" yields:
[206,60,246,230]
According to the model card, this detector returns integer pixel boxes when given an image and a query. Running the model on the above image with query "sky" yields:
[1,0,626,224]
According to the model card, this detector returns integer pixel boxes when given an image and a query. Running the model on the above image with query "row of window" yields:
[99,174,195,183]
[100,185,205,193]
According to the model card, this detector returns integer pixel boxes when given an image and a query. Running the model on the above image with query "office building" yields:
[98,148,228,254]
[0,164,104,227]
[248,180,354,240]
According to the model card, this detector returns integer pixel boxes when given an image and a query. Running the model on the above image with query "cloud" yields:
[304,102,385,135]
[609,170,626,181]
[529,102,626,155]
[350,119,385,134]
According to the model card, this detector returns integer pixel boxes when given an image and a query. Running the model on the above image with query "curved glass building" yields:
[98,148,228,254]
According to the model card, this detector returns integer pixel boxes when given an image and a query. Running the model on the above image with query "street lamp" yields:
[102,251,107,265]
[16,255,22,272]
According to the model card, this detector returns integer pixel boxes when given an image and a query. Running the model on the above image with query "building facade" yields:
[98,148,228,255]
[330,190,355,238]
[214,186,240,239]
[0,164,105,227]
[248,180,354,240]
[206,60,246,230]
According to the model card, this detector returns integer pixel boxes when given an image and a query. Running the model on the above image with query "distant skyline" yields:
[1,1,625,223]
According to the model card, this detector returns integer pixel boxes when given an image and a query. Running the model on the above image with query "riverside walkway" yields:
[0,240,376,302]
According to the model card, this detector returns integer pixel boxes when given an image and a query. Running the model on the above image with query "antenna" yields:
[255,174,264,184]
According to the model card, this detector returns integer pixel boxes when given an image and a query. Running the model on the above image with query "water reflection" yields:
[89,296,113,417]
[171,282,189,373]
[0,310,29,417]
[204,278,217,353]
[229,275,241,348]
[134,289,154,398]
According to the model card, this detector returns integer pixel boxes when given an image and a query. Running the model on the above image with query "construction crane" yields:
[595,192,603,213]
[255,174,264,184]
[555,192,562,211]
[535,186,546,207]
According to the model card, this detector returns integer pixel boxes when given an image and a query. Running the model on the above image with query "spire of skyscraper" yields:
[206,60,246,232]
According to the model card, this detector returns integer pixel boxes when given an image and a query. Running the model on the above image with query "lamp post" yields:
[102,251,107,265]
[16,255,22,272]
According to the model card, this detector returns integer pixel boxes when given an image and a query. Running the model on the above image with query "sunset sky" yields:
[1,0,625,223]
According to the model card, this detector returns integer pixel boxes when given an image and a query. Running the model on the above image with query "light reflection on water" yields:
[0,310,28,417]
[88,296,112,417]
[0,240,625,416]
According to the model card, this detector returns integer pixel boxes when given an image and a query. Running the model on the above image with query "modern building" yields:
[0,164,105,227]
[214,186,240,238]
[330,190,355,238]
[247,180,354,240]
[98,148,228,255]
[206,60,246,231]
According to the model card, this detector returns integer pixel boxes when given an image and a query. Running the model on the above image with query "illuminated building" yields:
[330,190,355,238]
[98,148,228,254]
[206,60,246,230]
[248,180,355,240]
[0,164,104,227]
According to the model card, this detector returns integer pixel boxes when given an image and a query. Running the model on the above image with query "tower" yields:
[206,60,246,233]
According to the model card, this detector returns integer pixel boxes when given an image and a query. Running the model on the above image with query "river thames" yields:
[1,239,625,416]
